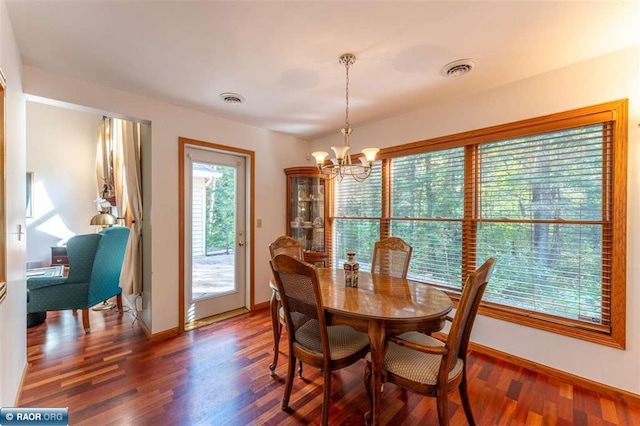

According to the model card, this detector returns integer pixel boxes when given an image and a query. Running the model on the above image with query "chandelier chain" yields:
[345,58,350,130]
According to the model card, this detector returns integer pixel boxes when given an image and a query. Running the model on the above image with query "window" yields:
[332,163,382,270]
[390,149,465,288]
[331,100,627,348]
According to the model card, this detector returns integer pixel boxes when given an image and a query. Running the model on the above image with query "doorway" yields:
[179,139,253,330]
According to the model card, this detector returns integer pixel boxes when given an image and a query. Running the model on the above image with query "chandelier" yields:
[311,53,379,182]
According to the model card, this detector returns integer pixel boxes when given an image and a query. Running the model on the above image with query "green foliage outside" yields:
[205,166,236,254]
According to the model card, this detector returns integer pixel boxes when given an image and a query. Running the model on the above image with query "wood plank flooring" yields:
[20,306,640,425]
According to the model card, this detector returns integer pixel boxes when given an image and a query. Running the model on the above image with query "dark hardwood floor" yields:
[20,305,640,425]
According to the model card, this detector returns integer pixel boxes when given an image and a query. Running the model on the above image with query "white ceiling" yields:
[6,1,640,140]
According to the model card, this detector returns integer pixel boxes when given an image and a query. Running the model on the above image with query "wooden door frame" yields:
[178,137,255,333]
[0,68,6,306]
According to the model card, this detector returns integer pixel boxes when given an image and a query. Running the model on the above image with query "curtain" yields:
[95,117,112,199]
[112,119,143,295]
[112,119,127,222]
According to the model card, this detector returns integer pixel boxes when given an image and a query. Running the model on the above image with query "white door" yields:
[184,146,246,323]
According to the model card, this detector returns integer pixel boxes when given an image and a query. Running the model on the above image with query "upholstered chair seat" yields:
[368,332,463,385]
[296,321,370,360]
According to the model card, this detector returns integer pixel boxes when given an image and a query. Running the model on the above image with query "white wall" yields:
[22,65,308,334]
[0,0,27,407]
[26,102,103,267]
[311,46,640,395]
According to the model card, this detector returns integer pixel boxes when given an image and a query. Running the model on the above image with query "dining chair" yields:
[268,236,305,376]
[364,257,496,426]
[270,254,370,426]
[371,236,413,278]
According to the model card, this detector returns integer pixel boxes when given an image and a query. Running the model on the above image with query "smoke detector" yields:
[219,92,245,104]
[440,59,477,78]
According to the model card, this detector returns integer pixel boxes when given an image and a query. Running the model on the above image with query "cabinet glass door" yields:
[289,177,325,255]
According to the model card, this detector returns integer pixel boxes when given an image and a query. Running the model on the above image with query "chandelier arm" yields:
[354,165,371,182]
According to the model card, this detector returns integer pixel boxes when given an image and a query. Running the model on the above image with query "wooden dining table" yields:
[270,268,453,425]
[319,268,452,424]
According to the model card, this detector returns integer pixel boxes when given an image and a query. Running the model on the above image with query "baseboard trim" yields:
[138,316,152,339]
[467,338,640,406]
[253,300,270,311]
[136,315,178,342]
[148,326,180,342]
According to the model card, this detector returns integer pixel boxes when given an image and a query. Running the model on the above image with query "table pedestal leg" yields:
[365,320,386,426]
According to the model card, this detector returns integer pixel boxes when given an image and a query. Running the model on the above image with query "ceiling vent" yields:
[219,92,245,104]
[440,59,477,78]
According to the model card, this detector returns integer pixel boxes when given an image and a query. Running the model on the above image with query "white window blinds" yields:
[390,148,465,288]
[332,162,382,269]
[477,124,612,327]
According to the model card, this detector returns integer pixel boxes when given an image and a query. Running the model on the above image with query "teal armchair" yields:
[27,227,131,332]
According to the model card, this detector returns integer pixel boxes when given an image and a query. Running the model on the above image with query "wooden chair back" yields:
[443,257,496,375]
[269,235,304,260]
[371,237,413,278]
[269,254,329,362]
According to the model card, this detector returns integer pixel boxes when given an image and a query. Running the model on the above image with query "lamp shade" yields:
[90,212,117,226]
[361,148,380,163]
[311,151,329,166]
[331,145,350,161]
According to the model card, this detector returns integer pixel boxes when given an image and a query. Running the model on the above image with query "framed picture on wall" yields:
[26,171,34,218]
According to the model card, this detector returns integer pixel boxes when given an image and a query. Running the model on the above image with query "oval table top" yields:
[317,268,453,323]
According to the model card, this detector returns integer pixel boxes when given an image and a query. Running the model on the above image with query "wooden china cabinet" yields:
[284,167,331,267]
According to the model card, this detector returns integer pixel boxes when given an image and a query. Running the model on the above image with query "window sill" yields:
[444,290,625,349]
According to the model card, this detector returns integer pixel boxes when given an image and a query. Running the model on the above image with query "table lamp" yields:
[90,211,117,228]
